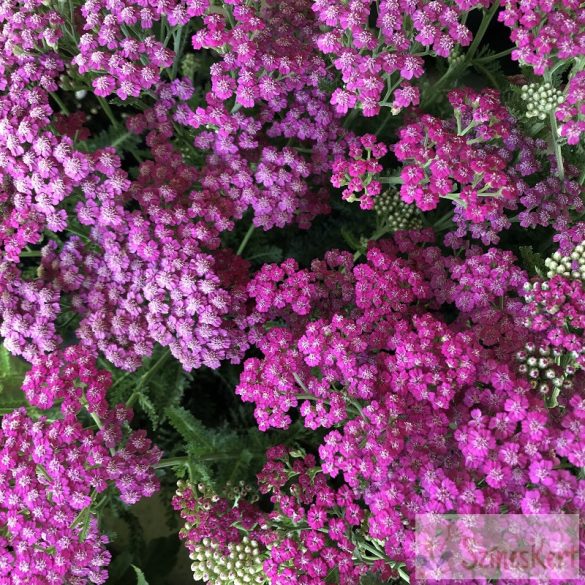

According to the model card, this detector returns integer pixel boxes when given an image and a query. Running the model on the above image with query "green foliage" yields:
[519,245,546,277]
[165,404,276,494]
[0,347,30,412]
[81,125,141,153]
[103,348,189,429]
[132,565,150,585]
[139,536,181,583]
[106,502,181,585]
[470,45,507,92]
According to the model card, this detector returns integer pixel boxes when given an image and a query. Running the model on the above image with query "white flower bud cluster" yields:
[375,188,422,231]
[189,536,267,585]
[544,241,585,283]
[520,82,564,120]
[515,342,573,395]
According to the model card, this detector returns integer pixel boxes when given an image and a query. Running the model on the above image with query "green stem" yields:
[379,176,403,185]
[171,27,184,79]
[97,97,120,128]
[50,92,70,115]
[236,224,255,256]
[136,349,171,393]
[343,108,359,130]
[544,70,565,181]
[111,131,132,149]
[475,47,513,63]
[154,456,189,469]
[465,1,500,63]
[433,208,455,229]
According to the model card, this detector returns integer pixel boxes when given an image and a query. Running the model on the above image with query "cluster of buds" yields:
[174,480,269,585]
[223,480,259,504]
[188,536,267,585]
[545,241,585,283]
[374,188,423,231]
[520,82,564,120]
[515,341,574,396]
[447,49,466,67]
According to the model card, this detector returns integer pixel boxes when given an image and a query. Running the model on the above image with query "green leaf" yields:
[519,246,546,277]
[165,405,214,450]
[397,566,410,583]
[107,551,132,583]
[0,346,30,411]
[81,126,140,154]
[103,348,188,429]
[131,565,149,585]
[142,535,180,583]
[137,393,159,429]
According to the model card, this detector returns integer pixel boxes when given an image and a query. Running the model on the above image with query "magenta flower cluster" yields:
[500,0,585,74]
[331,134,387,210]
[174,448,389,585]
[0,0,583,582]
[394,88,584,245]
[556,71,585,145]
[0,346,160,584]
[237,231,585,572]
[316,0,488,116]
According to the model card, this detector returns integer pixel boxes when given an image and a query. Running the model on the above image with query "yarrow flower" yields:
[330,134,387,209]
[237,231,585,570]
[174,449,380,585]
[314,0,488,117]
[499,0,585,74]
[394,88,584,245]
[556,71,585,145]
[0,346,161,584]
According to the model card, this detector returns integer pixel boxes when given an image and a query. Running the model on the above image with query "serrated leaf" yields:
[247,245,283,264]
[81,126,140,154]
[131,565,149,585]
[519,246,546,276]
[165,405,213,450]
[137,393,159,429]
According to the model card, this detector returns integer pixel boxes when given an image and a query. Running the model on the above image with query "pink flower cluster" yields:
[499,0,585,74]
[0,346,160,584]
[331,134,387,210]
[395,88,584,244]
[0,68,343,370]
[38,94,254,370]
[395,88,516,215]
[0,54,67,262]
[557,71,585,145]
[174,448,388,585]
[237,231,585,570]
[258,448,371,585]
[192,0,325,111]
[0,259,61,360]
[316,0,487,116]
[73,0,190,99]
